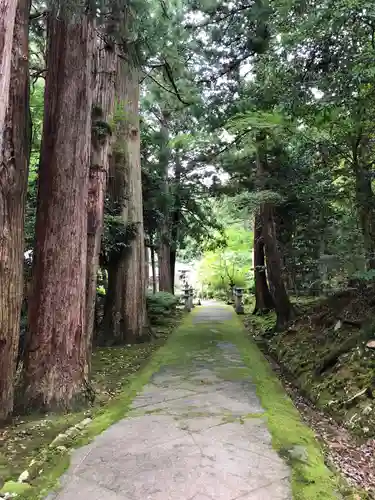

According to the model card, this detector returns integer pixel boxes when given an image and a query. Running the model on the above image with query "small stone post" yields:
[184,284,191,312]
[234,287,244,315]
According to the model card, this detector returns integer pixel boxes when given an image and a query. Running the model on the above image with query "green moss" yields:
[1,480,32,495]
[8,306,358,499]
[30,325,188,499]
[219,312,341,499]
[2,314,183,500]
[244,295,375,439]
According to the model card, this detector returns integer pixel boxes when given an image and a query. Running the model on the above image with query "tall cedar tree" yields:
[253,212,274,314]
[0,0,30,421]
[255,134,294,329]
[23,10,94,410]
[0,0,17,157]
[158,111,173,293]
[118,60,148,342]
[86,37,117,372]
[102,59,148,343]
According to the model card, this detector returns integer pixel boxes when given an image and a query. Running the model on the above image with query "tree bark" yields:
[0,0,30,422]
[22,12,94,411]
[101,59,148,344]
[151,245,157,293]
[101,259,123,345]
[119,61,148,343]
[262,203,294,330]
[255,132,293,330]
[169,157,182,294]
[145,243,150,291]
[253,212,274,315]
[86,38,117,372]
[158,240,172,293]
[353,163,375,270]
[0,0,17,158]
[101,127,127,344]
[158,112,173,293]
[170,248,177,293]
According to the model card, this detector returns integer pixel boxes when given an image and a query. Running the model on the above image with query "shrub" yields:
[147,291,179,323]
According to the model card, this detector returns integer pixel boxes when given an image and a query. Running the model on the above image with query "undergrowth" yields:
[244,293,375,439]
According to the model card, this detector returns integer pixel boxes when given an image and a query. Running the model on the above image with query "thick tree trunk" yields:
[158,112,173,293]
[86,39,116,372]
[262,203,294,330]
[354,165,375,270]
[169,158,182,295]
[255,132,293,330]
[119,62,148,343]
[101,260,123,345]
[22,12,94,411]
[0,0,30,422]
[145,244,149,291]
[0,0,17,157]
[158,240,172,293]
[253,212,274,315]
[151,245,157,293]
[101,59,148,344]
[101,133,127,344]
[170,248,176,294]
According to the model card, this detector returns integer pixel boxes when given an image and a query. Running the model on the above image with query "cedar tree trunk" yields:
[354,163,375,270]
[86,38,116,371]
[102,59,148,344]
[158,240,172,293]
[0,0,17,157]
[23,12,94,411]
[255,132,293,330]
[119,61,148,343]
[0,0,30,421]
[151,245,157,293]
[262,203,294,330]
[158,112,172,293]
[253,212,274,315]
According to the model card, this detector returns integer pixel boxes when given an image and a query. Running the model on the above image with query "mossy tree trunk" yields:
[169,156,182,294]
[253,212,274,315]
[23,11,94,411]
[158,111,173,293]
[102,59,148,344]
[255,133,294,330]
[86,37,117,371]
[0,0,17,158]
[151,244,157,293]
[118,61,148,342]
[262,203,294,329]
[0,0,30,422]
[352,142,375,270]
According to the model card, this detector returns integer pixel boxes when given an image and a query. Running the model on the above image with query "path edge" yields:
[19,313,191,500]
[227,312,343,500]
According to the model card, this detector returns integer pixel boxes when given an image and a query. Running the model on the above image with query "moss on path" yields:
[0,314,182,499]
[5,306,352,499]
[166,308,342,499]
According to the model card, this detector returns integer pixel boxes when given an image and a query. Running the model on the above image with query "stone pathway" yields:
[49,305,291,500]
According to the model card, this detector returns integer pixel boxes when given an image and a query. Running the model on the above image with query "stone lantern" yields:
[184,284,191,312]
[234,287,244,314]
[189,286,195,309]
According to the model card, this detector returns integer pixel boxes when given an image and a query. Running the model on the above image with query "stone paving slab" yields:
[48,305,291,500]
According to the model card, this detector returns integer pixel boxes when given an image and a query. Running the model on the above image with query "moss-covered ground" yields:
[245,294,375,439]
[0,311,183,497]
